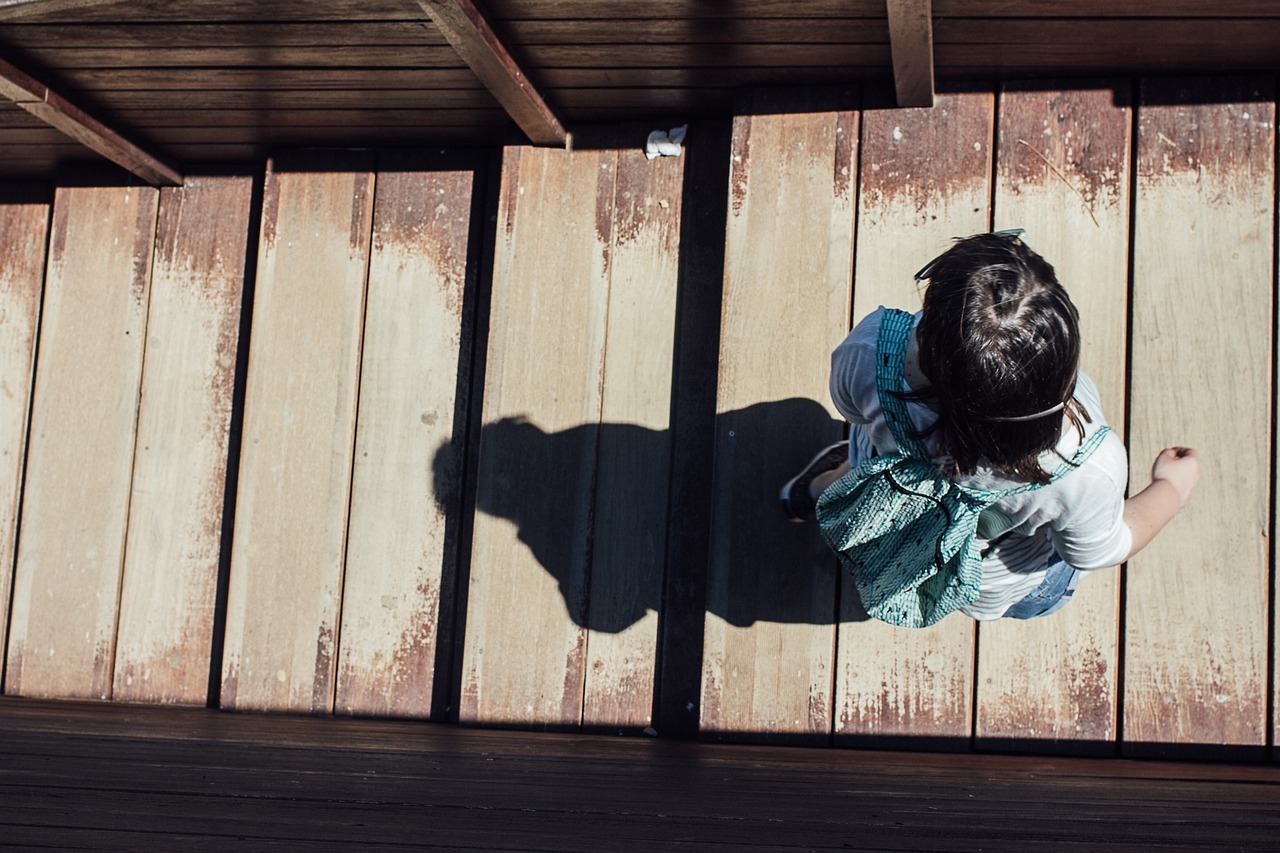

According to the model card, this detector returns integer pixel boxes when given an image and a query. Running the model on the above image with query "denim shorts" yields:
[1002,554,1082,620]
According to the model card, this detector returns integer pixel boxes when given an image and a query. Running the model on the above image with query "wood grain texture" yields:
[5,697,1279,852]
[977,85,1132,750]
[111,176,252,705]
[333,160,476,719]
[460,144,614,728]
[0,188,47,672]
[0,1,418,23]
[1125,77,1273,754]
[702,91,856,743]
[886,0,934,108]
[0,56,181,185]
[494,1,888,18]
[416,0,567,146]
[581,145,683,731]
[932,1,1280,13]
[836,88,993,745]
[5,184,157,699]
[220,156,374,713]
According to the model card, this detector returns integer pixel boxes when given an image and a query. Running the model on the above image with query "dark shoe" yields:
[780,442,848,522]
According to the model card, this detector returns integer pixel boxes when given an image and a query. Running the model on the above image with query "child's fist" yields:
[1151,447,1199,509]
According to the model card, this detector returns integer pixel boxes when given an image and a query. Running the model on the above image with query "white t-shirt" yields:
[828,307,1133,620]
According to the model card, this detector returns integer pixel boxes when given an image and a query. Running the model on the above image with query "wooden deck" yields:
[3,696,1279,850]
[0,76,1277,761]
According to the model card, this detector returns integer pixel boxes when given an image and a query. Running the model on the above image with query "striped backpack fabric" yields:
[816,308,1108,627]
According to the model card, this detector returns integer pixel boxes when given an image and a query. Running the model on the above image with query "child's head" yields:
[913,232,1083,482]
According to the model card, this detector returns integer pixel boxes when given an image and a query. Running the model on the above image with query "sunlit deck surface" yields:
[1,69,1279,846]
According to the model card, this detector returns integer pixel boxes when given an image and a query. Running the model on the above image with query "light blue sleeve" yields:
[828,307,886,425]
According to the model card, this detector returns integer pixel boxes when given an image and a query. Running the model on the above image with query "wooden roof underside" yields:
[1,0,1279,183]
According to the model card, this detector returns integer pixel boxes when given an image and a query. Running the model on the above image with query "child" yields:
[781,232,1199,620]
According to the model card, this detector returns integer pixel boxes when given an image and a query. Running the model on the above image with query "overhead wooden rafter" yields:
[0,0,122,17]
[886,0,936,108]
[0,56,182,185]
[416,0,568,147]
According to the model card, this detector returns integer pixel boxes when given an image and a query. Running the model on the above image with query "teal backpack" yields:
[815,308,1109,628]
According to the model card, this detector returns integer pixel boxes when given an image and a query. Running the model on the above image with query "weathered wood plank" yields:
[496,1,1280,16]
[933,1,1280,13]
[5,184,157,699]
[12,44,885,70]
[0,21,452,49]
[0,186,47,672]
[460,143,614,728]
[8,45,469,69]
[1125,78,1273,756]
[4,695,1280,851]
[977,84,1132,751]
[333,155,477,719]
[220,155,374,713]
[0,0,416,22]
[701,91,856,743]
[935,21,1280,77]
[581,144,683,731]
[111,176,252,705]
[836,87,993,746]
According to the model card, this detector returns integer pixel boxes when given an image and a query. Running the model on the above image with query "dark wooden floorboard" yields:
[1,699,1277,850]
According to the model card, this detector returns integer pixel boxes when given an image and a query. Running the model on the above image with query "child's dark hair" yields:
[911,232,1086,484]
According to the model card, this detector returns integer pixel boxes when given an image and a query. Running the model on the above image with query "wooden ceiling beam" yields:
[0,56,182,185]
[886,0,935,108]
[416,0,567,147]
[0,0,126,21]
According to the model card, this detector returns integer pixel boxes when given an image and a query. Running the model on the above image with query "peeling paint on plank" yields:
[114,176,252,706]
[6,185,157,701]
[999,86,1130,218]
[1138,79,1275,180]
[0,194,48,681]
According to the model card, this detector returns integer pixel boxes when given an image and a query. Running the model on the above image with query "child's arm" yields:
[1122,447,1200,561]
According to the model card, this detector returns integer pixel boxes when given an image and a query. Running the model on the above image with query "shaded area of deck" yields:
[0,75,1277,761]
[3,696,1279,851]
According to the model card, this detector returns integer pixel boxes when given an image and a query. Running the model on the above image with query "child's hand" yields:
[1151,447,1199,509]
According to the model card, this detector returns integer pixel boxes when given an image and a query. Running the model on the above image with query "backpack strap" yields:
[874,309,929,459]
[991,424,1113,498]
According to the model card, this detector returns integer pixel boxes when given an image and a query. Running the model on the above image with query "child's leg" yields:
[808,459,850,500]
[780,442,849,522]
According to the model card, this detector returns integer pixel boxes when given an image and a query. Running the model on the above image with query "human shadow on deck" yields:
[434,396,870,637]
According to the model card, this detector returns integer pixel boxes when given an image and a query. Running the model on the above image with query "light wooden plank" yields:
[416,0,568,146]
[5,184,158,699]
[0,188,47,671]
[460,144,614,728]
[334,157,476,719]
[111,176,252,705]
[220,156,374,713]
[581,145,683,731]
[977,84,1132,750]
[836,88,993,745]
[886,0,935,108]
[1125,78,1273,755]
[701,92,857,743]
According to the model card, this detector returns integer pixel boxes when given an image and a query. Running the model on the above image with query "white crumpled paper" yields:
[645,124,687,159]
